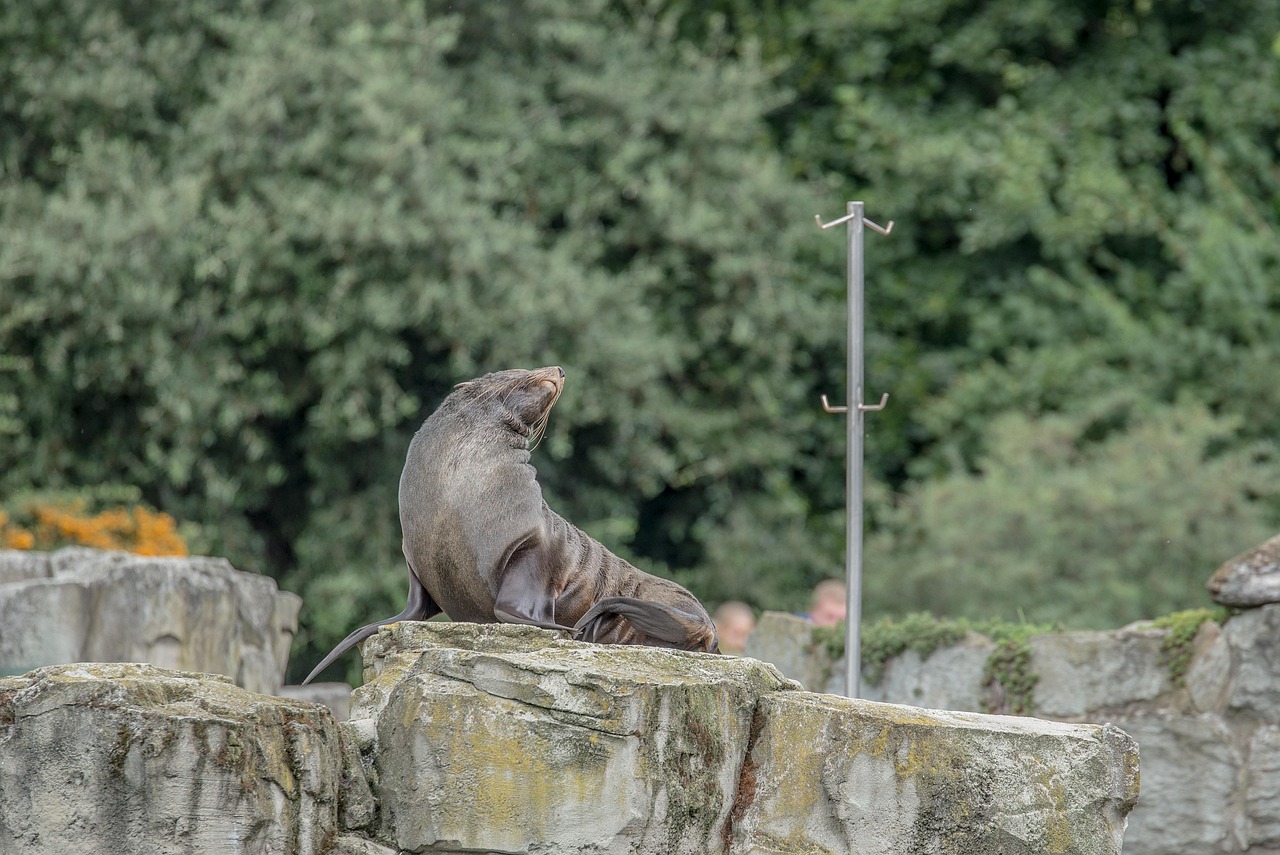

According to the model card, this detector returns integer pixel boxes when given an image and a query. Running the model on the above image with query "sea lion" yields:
[303,366,718,683]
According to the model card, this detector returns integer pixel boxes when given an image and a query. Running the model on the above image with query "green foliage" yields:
[0,0,840,682]
[667,0,1280,621]
[813,612,1055,693]
[3,0,1279,687]
[1148,606,1231,686]
[982,636,1040,717]
[863,397,1280,629]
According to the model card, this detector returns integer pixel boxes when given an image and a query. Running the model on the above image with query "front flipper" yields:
[573,596,719,653]
[492,542,575,632]
[302,562,440,685]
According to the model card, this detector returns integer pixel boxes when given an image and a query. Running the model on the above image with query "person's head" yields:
[713,601,756,655]
[809,579,847,627]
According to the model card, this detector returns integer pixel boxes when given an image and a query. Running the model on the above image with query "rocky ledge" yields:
[0,623,1139,854]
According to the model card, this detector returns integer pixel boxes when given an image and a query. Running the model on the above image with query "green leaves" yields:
[3,0,1278,682]
[864,398,1280,628]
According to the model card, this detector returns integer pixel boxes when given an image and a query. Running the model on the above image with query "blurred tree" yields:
[3,0,1278,681]
[661,0,1280,623]
[0,0,845,681]
[864,396,1280,628]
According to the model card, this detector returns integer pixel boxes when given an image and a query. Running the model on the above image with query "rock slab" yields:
[0,548,300,693]
[1208,532,1280,607]
[0,625,1140,855]
[349,621,1138,855]
[350,622,792,855]
[731,692,1139,855]
[0,663,368,855]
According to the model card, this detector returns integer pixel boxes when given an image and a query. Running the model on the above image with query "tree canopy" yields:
[2,0,1277,680]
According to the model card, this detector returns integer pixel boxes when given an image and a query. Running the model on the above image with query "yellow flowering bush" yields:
[0,498,188,557]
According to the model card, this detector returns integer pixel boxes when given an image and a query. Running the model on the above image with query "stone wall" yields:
[0,623,1140,855]
[0,548,300,695]
[746,603,1280,855]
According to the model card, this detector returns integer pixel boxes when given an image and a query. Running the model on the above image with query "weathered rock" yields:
[1112,713,1243,855]
[851,638,993,712]
[740,589,1280,855]
[351,621,791,855]
[1208,532,1280,606]
[729,692,1139,855]
[1184,619,1233,714]
[280,682,354,722]
[328,835,399,855]
[1031,628,1174,718]
[1223,604,1280,723]
[0,662,364,855]
[1246,725,1280,851]
[0,550,51,584]
[0,548,300,693]
[344,621,1138,855]
[744,611,829,691]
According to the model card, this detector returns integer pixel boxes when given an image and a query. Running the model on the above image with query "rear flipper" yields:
[301,564,439,685]
[572,596,719,653]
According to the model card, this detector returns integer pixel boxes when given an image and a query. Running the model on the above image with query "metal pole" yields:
[815,200,891,700]
[845,201,865,700]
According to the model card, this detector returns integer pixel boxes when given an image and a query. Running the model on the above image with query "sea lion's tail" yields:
[301,565,439,685]
[573,596,720,654]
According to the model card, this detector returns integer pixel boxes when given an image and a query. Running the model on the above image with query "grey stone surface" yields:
[0,550,51,584]
[849,638,993,712]
[1208,532,1280,607]
[1246,725,1280,851]
[1223,604,1280,723]
[745,595,1280,854]
[0,622,1141,855]
[0,548,301,693]
[1031,628,1174,718]
[328,836,400,855]
[1185,620,1233,714]
[744,610,828,690]
[1114,713,1244,855]
[346,621,1136,855]
[280,681,354,722]
[352,621,790,855]
[730,692,1138,855]
[0,663,357,855]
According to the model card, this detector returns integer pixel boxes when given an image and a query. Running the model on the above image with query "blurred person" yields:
[807,579,847,627]
[713,601,756,656]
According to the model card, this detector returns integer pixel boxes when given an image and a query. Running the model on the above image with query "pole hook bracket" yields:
[820,392,889,414]
[814,212,895,235]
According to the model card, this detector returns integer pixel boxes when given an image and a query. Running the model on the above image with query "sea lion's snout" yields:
[532,365,565,396]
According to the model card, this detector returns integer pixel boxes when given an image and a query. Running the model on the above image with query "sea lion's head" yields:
[452,366,565,447]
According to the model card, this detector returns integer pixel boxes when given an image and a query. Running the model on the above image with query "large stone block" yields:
[0,550,52,585]
[346,621,1138,855]
[0,663,367,854]
[0,548,300,693]
[1247,724,1280,850]
[1208,532,1280,607]
[351,622,791,855]
[852,638,993,712]
[729,692,1139,855]
[1223,604,1280,723]
[744,611,829,691]
[1031,628,1175,719]
[1113,712,1243,855]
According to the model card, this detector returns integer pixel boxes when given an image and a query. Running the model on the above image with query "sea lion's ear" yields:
[573,596,717,652]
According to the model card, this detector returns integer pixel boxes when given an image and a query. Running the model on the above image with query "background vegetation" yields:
[2,0,1277,682]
